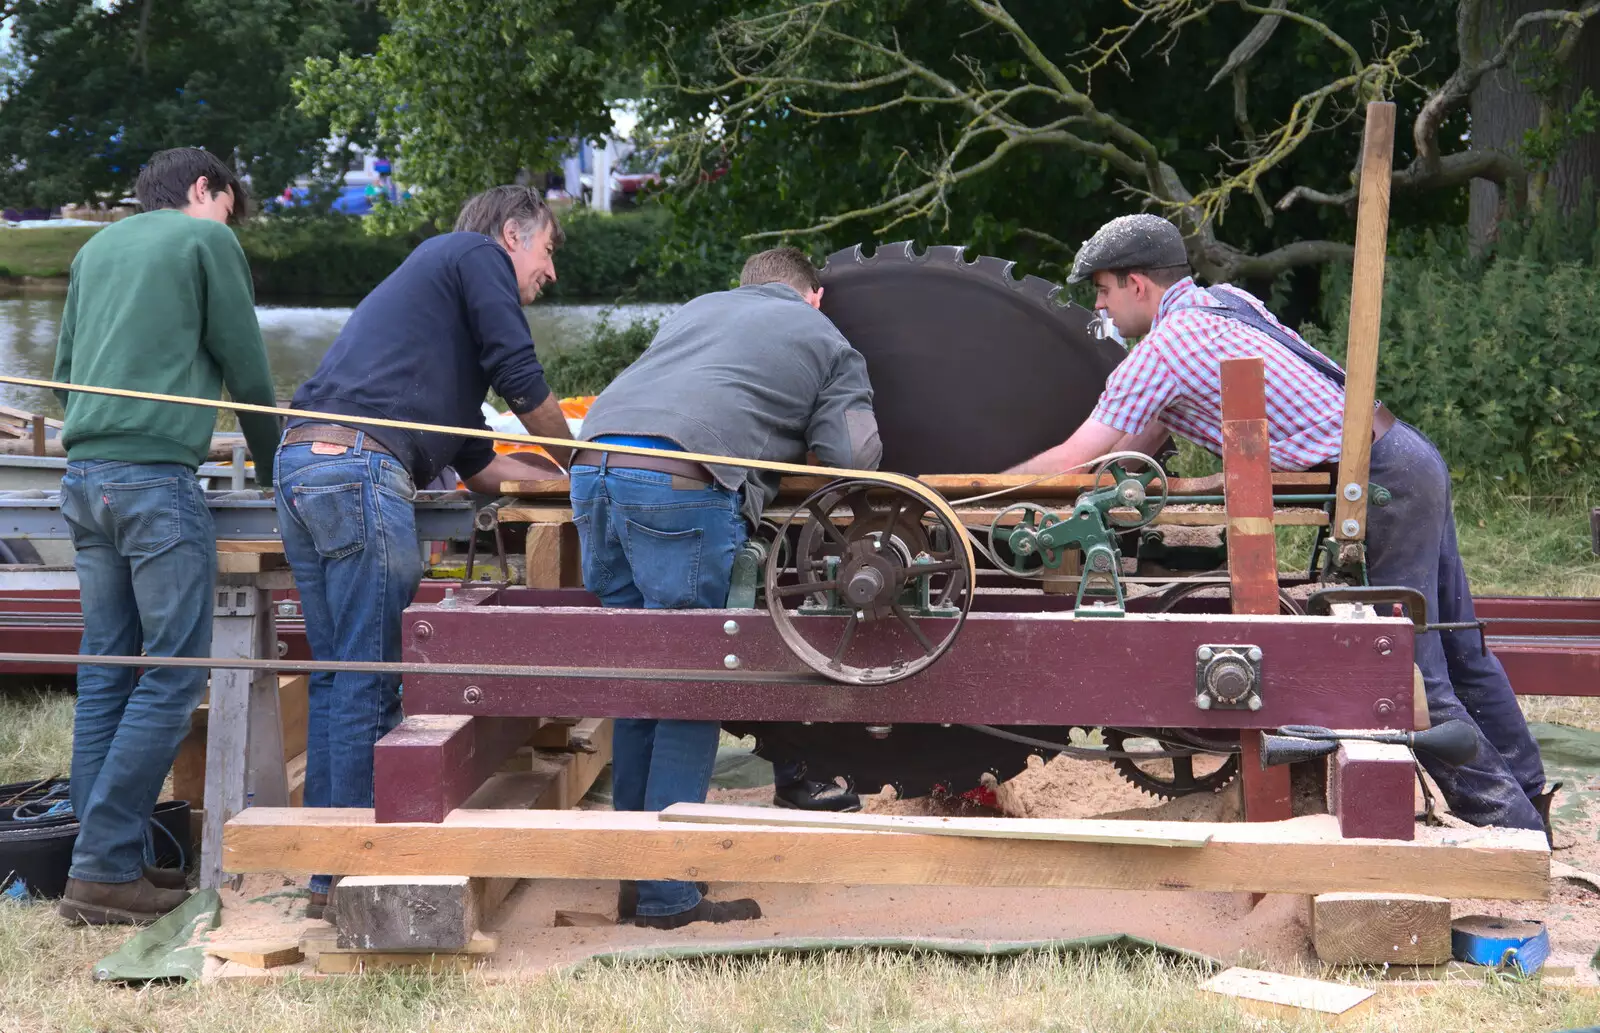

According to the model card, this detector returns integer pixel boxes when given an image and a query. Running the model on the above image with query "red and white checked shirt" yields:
[1089,278,1345,470]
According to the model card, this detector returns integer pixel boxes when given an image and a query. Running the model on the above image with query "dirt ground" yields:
[203,752,1596,985]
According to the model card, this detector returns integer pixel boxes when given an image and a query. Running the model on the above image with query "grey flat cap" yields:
[1066,214,1189,284]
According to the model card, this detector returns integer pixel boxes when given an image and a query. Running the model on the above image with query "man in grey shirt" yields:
[571,247,881,928]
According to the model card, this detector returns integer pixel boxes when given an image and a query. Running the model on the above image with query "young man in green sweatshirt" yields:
[53,148,281,926]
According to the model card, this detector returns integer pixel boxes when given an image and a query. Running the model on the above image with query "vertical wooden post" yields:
[30,414,45,457]
[1333,101,1396,543]
[1221,357,1292,823]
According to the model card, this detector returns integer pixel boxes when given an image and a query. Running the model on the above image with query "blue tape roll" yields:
[1451,915,1549,975]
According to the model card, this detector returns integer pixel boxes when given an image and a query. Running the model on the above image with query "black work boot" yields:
[634,897,762,930]
[1532,781,1564,848]
[58,877,190,926]
[142,865,188,891]
[617,880,709,922]
[774,778,861,812]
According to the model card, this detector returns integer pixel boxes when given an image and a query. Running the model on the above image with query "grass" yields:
[0,226,103,278]
[1,480,1599,1031]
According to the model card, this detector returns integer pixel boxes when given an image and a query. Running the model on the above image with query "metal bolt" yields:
[1197,646,1214,662]
[724,654,741,670]
[462,685,483,704]
[855,610,866,620]
[1375,636,1393,656]
[277,600,298,618]
[276,639,288,658]
[1246,646,1262,662]
[865,725,892,739]
[723,619,739,636]
[441,587,458,609]
[1342,482,1363,502]
[1341,519,1361,537]
[413,620,433,640]
[1247,695,1263,711]
[1195,694,1213,710]
[1374,698,1396,717]
[940,723,952,728]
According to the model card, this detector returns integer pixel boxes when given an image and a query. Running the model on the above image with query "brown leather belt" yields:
[571,449,714,488]
[282,423,395,457]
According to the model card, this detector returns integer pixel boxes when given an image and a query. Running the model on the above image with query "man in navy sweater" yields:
[275,186,571,916]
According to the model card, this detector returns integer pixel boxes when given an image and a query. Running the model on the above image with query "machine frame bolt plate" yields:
[1194,644,1264,711]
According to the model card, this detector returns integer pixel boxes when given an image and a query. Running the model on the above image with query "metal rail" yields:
[0,649,835,686]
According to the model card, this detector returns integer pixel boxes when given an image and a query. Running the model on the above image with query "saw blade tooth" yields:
[921,244,966,266]
[819,242,867,275]
[1019,273,1065,306]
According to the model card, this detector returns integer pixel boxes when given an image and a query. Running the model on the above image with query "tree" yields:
[0,0,385,207]
[652,0,1600,283]
[296,0,630,230]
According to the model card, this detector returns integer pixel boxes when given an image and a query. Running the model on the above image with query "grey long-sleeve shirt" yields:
[579,282,882,527]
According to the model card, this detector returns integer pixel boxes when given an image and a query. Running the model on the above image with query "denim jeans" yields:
[1367,423,1546,830]
[62,461,215,883]
[570,460,747,917]
[275,439,424,893]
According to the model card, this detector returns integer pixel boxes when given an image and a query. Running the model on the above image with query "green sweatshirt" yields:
[53,209,279,487]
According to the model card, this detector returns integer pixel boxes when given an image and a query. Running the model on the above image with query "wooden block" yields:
[1201,967,1375,1025]
[496,507,573,524]
[216,552,289,574]
[203,941,303,969]
[223,809,1550,900]
[524,522,581,589]
[529,721,574,749]
[372,714,539,823]
[216,540,290,554]
[278,674,309,763]
[172,713,208,807]
[1313,892,1452,965]
[660,803,1214,847]
[555,910,613,928]
[334,875,479,952]
[1329,741,1416,841]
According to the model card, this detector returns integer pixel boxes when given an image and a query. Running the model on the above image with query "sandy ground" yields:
[201,749,1600,984]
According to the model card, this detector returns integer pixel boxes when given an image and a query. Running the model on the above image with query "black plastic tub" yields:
[0,780,190,900]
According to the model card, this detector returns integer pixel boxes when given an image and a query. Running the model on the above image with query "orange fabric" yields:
[461,396,595,487]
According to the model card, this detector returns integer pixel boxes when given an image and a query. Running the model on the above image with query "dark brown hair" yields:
[135,148,249,223]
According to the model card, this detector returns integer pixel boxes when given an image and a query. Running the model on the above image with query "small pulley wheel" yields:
[766,479,973,686]
[1090,451,1169,529]
[987,503,1062,577]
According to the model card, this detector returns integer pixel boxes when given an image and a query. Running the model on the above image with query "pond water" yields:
[0,290,677,417]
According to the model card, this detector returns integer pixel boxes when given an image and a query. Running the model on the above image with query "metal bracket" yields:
[1305,585,1427,627]
[1194,644,1263,711]
[212,586,262,617]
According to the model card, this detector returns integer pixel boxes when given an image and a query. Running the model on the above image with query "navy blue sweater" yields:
[289,233,551,486]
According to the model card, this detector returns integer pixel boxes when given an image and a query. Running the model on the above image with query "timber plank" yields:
[223,809,1549,900]
[1201,967,1375,1025]
[1312,892,1452,966]
[660,803,1212,847]
[202,942,303,969]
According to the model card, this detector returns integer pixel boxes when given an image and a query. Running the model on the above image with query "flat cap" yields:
[1066,214,1189,284]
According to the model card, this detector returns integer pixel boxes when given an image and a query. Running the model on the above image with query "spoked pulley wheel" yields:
[766,479,974,685]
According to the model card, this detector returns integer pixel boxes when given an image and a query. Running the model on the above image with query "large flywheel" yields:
[727,242,1131,798]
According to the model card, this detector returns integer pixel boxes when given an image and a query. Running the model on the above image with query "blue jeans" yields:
[62,461,215,883]
[570,460,747,917]
[1367,423,1546,830]
[275,439,424,893]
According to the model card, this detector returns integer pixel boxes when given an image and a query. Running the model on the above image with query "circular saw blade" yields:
[818,241,1125,475]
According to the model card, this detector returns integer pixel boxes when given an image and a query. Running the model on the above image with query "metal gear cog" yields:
[1100,729,1239,800]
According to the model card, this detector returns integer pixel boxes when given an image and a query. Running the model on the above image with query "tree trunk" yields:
[1470,0,1600,247]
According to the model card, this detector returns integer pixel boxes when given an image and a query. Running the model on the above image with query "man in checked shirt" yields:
[1010,213,1554,837]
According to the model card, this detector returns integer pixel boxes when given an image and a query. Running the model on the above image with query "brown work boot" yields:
[307,876,343,922]
[142,865,188,891]
[616,880,709,922]
[57,877,190,926]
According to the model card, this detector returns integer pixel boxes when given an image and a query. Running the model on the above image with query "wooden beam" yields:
[500,471,1331,503]
[1312,892,1452,965]
[223,809,1549,900]
[1221,357,1293,825]
[1333,100,1396,543]
[524,521,580,589]
[335,875,479,951]
[202,942,303,970]
[660,803,1213,847]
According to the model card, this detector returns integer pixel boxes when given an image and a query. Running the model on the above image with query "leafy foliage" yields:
[543,313,661,397]
[541,207,739,302]
[296,0,624,232]
[0,0,384,205]
[1307,193,1600,482]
